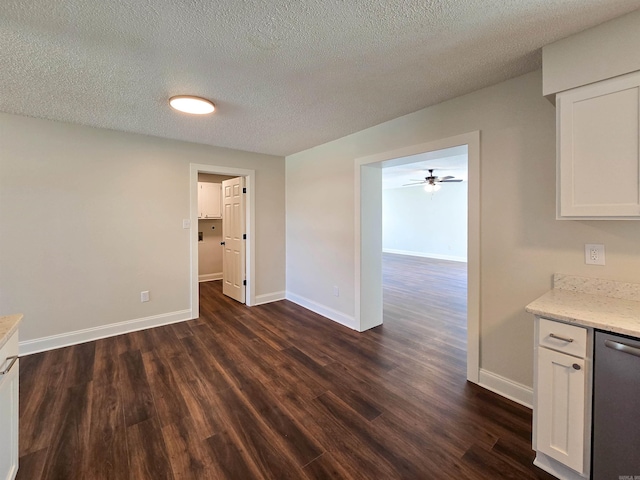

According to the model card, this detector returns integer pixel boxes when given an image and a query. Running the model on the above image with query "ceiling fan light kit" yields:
[403,168,463,193]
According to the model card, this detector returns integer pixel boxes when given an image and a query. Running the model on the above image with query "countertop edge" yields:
[0,314,23,351]
[526,306,638,336]
[526,290,640,338]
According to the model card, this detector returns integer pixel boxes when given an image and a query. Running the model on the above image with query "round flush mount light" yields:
[169,96,215,115]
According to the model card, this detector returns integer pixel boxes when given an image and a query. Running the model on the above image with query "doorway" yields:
[381,148,468,382]
[189,163,256,319]
[354,131,480,384]
[197,173,234,284]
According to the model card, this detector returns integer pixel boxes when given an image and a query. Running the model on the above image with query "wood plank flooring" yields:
[17,254,553,479]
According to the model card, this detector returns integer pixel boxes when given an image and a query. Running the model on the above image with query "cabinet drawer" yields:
[538,318,587,358]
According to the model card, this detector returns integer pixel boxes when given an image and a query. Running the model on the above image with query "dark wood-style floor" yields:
[17,254,553,479]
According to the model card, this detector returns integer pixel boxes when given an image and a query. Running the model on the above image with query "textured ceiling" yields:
[1,1,639,156]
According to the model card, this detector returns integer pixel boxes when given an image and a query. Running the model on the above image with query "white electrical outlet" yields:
[141,290,150,302]
[585,244,605,265]
[333,286,340,297]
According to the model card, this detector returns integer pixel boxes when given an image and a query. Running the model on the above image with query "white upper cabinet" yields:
[557,70,640,219]
[198,182,222,219]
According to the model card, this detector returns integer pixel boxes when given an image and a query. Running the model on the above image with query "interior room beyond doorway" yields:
[197,173,235,284]
[355,131,480,383]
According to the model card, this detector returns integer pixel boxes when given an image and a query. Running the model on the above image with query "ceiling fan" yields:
[403,169,463,192]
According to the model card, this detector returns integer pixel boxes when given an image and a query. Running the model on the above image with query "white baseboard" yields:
[285,292,358,331]
[254,291,286,306]
[383,248,467,263]
[19,309,193,356]
[478,368,533,408]
[199,272,222,282]
[534,453,588,480]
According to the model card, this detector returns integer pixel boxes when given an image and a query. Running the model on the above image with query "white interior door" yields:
[222,177,246,303]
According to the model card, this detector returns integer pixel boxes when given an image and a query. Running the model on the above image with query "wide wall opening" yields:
[355,131,480,383]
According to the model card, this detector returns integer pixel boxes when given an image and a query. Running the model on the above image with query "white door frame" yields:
[354,131,480,383]
[190,163,256,318]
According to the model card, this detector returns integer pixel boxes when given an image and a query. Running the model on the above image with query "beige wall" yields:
[543,9,640,95]
[286,70,640,388]
[0,112,285,343]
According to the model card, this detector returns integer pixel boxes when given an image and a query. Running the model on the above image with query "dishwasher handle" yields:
[604,339,640,358]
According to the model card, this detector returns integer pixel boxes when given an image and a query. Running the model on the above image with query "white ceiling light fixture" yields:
[169,95,215,115]
[424,183,441,193]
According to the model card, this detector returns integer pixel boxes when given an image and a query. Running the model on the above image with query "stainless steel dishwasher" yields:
[592,331,640,479]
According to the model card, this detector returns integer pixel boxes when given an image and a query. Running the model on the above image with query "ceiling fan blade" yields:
[439,175,454,180]
[439,179,463,183]
[403,181,425,186]
[409,179,425,181]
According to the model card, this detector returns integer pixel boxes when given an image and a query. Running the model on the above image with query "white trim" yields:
[383,248,467,263]
[478,368,533,409]
[254,291,286,305]
[358,163,383,332]
[355,131,481,384]
[534,453,588,480]
[19,309,193,356]
[285,292,358,331]
[190,164,256,318]
[199,272,223,282]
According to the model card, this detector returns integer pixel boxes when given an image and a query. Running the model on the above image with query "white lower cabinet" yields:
[0,331,19,480]
[536,348,585,472]
[533,318,591,480]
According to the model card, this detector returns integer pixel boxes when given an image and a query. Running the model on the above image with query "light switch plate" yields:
[182,219,191,229]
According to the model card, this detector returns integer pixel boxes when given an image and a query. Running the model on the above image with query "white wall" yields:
[286,69,640,389]
[0,113,285,348]
[198,218,223,279]
[383,181,467,262]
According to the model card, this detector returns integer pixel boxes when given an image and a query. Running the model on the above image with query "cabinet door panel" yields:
[558,71,640,218]
[198,182,222,219]
[536,347,585,474]
[197,182,207,218]
[572,87,638,205]
[210,183,222,218]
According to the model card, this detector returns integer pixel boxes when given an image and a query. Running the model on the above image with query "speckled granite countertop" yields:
[526,274,640,338]
[0,314,22,350]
